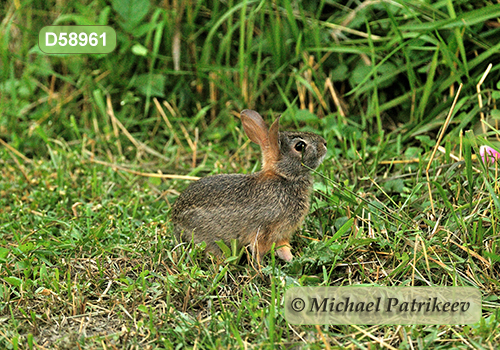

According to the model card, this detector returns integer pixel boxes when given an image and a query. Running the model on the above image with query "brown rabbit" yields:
[171,109,327,262]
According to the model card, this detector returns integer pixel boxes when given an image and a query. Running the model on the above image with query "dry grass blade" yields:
[426,83,463,215]
[153,98,185,151]
[2,146,31,183]
[476,63,493,134]
[106,98,169,162]
[172,0,185,71]
[350,325,399,350]
[325,78,346,119]
[0,137,32,163]
[450,240,491,268]
[315,325,331,350]
[379,158,419,165]
[107,95,123,156]
[90,158,199,180]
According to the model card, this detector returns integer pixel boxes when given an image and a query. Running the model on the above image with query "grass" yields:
[1,0,500,348]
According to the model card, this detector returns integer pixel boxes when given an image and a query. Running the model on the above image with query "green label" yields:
[39,26,116,54]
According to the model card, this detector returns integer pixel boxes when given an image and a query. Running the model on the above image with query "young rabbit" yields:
[171,109,327,262]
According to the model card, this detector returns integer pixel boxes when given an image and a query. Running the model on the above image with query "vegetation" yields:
[1,0,499,348]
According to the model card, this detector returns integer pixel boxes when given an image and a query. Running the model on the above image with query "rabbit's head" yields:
[241,109,327,180]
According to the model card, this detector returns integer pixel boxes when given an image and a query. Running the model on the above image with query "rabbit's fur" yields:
[171,110,327,262]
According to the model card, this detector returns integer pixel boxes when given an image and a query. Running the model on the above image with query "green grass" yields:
[1,0,500,348]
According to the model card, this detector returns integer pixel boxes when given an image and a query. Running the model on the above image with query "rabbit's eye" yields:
[295,141,306,152]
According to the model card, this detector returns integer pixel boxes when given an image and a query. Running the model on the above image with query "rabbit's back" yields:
[171,172,312,252]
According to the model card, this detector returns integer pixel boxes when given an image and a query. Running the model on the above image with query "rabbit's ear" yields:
[266,116,280,165]
[241,110,280,169]
[241,110,269,147]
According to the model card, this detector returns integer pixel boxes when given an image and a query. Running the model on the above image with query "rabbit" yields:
[171,109,327,262]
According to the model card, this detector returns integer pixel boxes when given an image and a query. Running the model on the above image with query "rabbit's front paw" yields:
[276,246,293,262]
